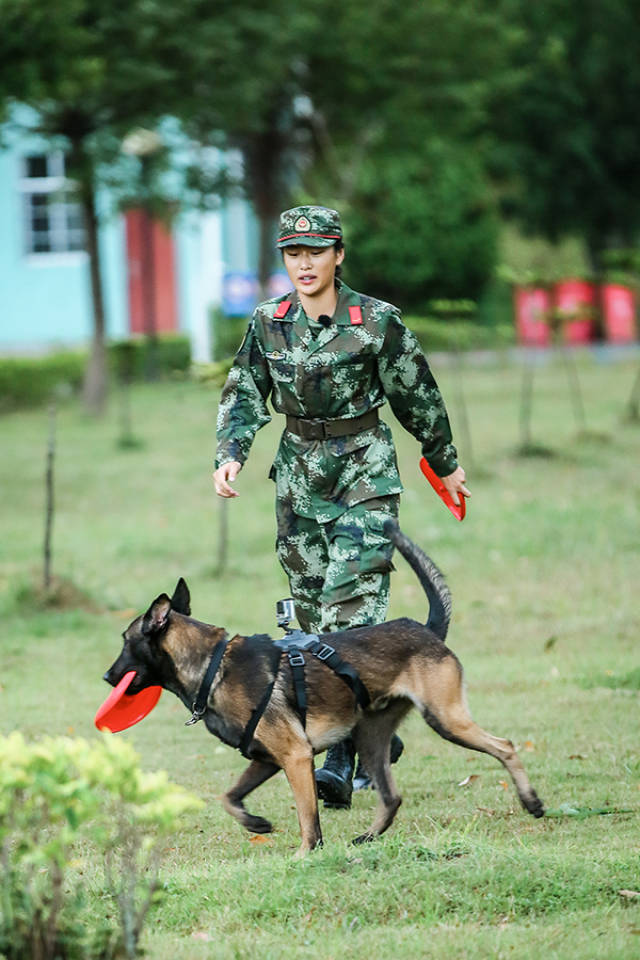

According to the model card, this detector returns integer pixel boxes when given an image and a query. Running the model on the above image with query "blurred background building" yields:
[0,107,267,359]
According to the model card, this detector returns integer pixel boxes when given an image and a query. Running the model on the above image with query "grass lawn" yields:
[1,347,639,958]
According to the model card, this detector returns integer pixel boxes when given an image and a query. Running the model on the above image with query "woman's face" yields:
[282,244,344,300]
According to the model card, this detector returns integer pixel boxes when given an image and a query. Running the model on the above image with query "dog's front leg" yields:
[221,759,280,835]
[281,749,323,857]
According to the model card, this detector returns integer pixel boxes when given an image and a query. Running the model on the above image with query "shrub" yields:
[211,309,249,361]
[0,336,192,411]
[404,315,514,352]
[0,732,202,960]
[110,335,191,381]
[0,352,86,412]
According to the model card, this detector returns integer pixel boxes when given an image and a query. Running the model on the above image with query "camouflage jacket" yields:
[215,281,458,521]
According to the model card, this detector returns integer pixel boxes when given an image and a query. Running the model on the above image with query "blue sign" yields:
[222,272,259,316]
[223,271,292,316]
[268,271,291,299]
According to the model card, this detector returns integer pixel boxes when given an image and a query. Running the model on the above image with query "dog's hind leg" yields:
[221,760,280,834]
[350,703,411,844]
[413,657,544,818]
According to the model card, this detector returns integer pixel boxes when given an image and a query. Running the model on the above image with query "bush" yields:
[211,309,249,361]
[110,335,191,381]
[0,732,202,960]
[0,352,86,412]
[404,315,514,352]
[0,335,192,411]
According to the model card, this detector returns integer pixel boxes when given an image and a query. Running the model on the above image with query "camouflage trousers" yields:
[275,494,399,634]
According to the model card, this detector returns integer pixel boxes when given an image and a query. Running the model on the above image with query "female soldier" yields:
[214,205,469,808]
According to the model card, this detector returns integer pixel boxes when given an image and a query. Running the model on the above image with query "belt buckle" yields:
[307,419,328,440]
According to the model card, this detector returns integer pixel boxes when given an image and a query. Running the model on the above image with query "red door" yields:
[125,209,177,335]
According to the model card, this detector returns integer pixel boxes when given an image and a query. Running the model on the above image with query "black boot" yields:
[315,738,356,809]
[353,734,404,791]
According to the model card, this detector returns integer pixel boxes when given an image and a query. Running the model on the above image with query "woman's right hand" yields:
[213,461,243,498]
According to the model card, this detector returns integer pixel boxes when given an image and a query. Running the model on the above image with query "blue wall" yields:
[0,110,261,353]
[0,116,129,350]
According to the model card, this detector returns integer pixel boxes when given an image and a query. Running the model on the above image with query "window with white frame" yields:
[19,152,86,255]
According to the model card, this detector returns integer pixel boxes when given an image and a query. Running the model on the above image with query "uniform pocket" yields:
[267,355,294,383]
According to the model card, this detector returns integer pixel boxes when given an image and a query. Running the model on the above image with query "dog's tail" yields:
[384,518,451,641]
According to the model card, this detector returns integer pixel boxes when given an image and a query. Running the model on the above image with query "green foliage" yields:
[490,0,640,259]
[0,337,191,411]
[405,316,514,352]
[343,141,499,307]
[0,732,202,960]
[0,351,86,412]
[210,310,250,362]
[110,336,192,382]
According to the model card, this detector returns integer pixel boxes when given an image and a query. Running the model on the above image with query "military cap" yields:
[277,205,342,248]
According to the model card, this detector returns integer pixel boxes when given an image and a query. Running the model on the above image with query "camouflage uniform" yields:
[216,207,458,634]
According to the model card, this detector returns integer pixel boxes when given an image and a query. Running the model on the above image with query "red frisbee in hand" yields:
[94,670,162,733]
[419,457,466,521]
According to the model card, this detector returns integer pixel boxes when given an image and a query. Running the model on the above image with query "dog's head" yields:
[103,578,191,694]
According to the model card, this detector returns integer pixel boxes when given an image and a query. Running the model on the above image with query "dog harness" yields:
[185,630,371,759]
[237,632,371,757]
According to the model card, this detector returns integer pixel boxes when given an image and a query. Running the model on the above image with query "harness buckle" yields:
[288,650,305,668]
[315,643,336,661]
[185,703,205,726]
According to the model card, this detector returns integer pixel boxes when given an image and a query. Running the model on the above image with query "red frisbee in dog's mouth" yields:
[419,457,466,521]
[94,670,162,733]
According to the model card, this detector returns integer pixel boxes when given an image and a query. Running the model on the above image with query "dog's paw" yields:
[523,791,545,819]
[246,815,273,834]
[351,832,375,845]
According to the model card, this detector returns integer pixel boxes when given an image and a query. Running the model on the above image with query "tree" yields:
[301,0,511,304]
[489,0,640,265]
[175,0,324,294]
[0,0,186,412]
[179,0,514,300]
[340,138,498,307]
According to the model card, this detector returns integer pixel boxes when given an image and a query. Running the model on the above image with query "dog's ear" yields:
[170,578,191,616]
[142,594,172,635]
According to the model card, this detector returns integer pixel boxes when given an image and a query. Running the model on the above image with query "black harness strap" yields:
[184,634,230,726]
[306,639,371,710]
[238,676,278,756]
[238,648,308,758]
[274,632,371,711]
[287,648,307,727]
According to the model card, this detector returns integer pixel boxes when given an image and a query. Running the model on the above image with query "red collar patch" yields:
[348,305,363,325]
[274,300,292,319]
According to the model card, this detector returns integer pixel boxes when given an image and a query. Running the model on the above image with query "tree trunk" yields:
[244,127,285,299]
[72,138,108,415]
[43,404,56,592]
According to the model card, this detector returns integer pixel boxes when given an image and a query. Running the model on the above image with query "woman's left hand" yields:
[441,466,471,507]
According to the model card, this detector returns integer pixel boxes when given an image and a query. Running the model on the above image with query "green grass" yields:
[1,348,639,958]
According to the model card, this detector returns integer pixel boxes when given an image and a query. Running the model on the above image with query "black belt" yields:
[285,408,379,441]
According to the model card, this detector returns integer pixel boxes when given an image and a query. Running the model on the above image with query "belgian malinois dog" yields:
[103,521,544,855]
